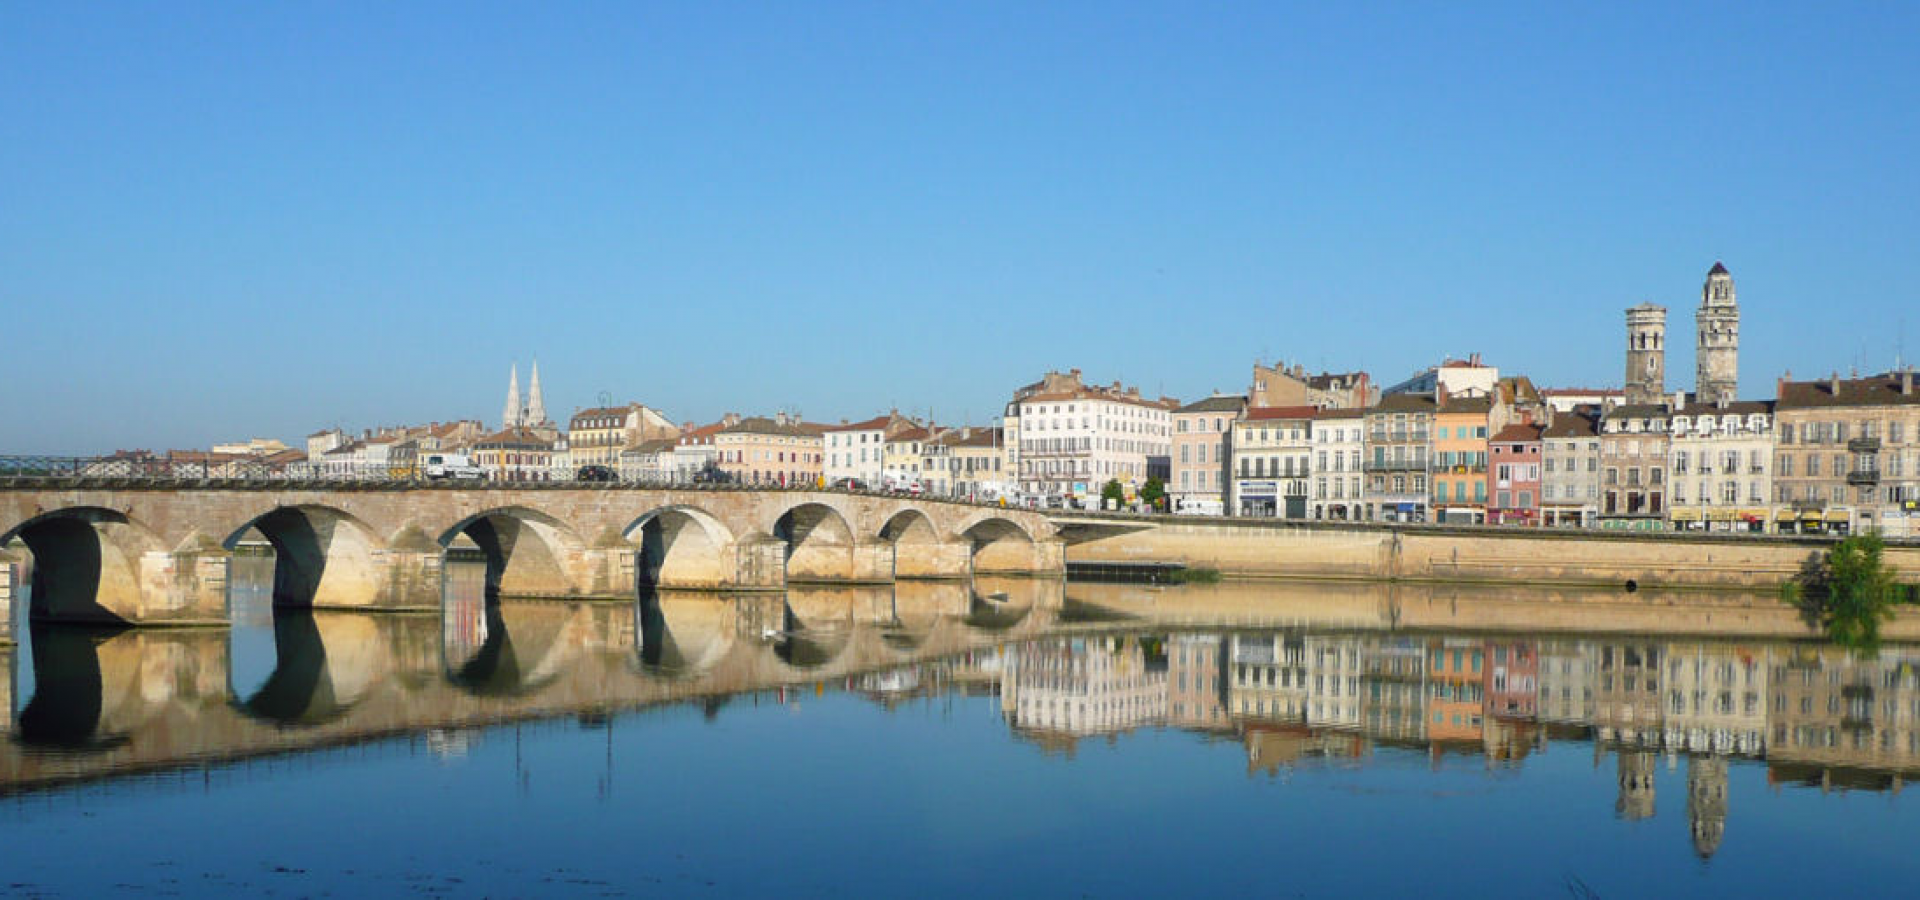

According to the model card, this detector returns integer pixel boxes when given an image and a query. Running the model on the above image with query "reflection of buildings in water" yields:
[1168,634,1228,731]
[1002,636,1168,754]
[1616,749,1658,820]
[443,562,490,666]
[1228,633,1307,723]
[1595,643,1664,746]
[1243,723,1368,777]
[1305,634,1363,730]
[1663,642,1767,757]
[1427,638,1486,744]
[1688,755,1729,858]
[427,728,479,761]
[1766,646,1920,776]
[1362,637,1428,742]
[1536,640,1596,726]
[1485,640,1537,720]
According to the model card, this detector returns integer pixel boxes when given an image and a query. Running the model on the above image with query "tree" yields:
[1140,476,1167,510]
[1101,479,1125,508]
[1800,533,1907,651]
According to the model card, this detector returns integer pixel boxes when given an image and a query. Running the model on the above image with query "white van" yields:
[1175,499,1224,517]
[424,453,486,480]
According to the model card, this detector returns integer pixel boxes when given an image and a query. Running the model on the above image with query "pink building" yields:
[1488,423,1544,526]
[1171,395,1245,513]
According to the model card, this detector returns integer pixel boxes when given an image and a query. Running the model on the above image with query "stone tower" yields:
[1624,304,1668,406]
[1615,750,1657,820]
[503,364,523,429]
[1687,755,1728,859]
[1696,261,1739,406]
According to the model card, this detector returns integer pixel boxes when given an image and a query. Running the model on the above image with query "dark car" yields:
[576,465,617,483]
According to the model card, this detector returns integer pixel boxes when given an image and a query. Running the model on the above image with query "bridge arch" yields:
[220,505,383,610]
[2,507,163,623]
[626,505,734,590]
[439,506,586,600]
[773,501,859,582]
[959,514,1041,574]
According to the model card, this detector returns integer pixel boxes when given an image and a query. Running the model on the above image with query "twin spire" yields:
[502,360,549,429]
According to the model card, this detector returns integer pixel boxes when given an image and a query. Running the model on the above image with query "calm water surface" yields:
[2,558,1918,897]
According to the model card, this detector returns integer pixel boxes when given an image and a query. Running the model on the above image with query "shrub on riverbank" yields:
[1796,533,1911,651]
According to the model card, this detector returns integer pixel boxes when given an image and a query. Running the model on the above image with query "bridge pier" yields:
[972,537,1068,578]
[730,537,788,591]
[893,540,972,580]
[369,546,445,611]
[153,542,232,625]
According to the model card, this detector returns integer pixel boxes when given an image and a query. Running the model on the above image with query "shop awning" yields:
[1706,508,1736,522]
[1774,509,1797,521]
[1825,510,1852,523]
[1670,508,1702,522]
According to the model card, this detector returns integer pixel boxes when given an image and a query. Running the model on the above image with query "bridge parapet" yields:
[0,485,1062,625]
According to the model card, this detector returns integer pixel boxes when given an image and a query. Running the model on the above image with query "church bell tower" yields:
[1696,261,1740,406]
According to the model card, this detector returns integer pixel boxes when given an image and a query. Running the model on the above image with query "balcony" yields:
[1848,470,1881,485]
[1365,459,1429,473]
[1434,463,1487,474]
[1848,437,1882,453]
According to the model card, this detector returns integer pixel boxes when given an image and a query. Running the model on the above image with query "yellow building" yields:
[715,413,826,486]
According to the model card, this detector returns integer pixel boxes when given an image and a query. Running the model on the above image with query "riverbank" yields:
[1060,516,1920,591]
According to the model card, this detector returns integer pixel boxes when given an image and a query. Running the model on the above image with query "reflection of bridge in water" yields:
[1,576,1066,795]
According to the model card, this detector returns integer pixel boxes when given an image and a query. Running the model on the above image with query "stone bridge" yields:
[0,483,1063,627]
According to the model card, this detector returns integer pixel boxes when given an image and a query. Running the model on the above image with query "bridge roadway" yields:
[0,481,1064,629]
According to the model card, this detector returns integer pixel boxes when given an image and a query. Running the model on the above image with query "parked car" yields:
[424,453,486,480]
[576,464,617,483]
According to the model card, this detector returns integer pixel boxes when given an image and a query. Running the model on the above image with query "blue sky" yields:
[3,3,1916,453]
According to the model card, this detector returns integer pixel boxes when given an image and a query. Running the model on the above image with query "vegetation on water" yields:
[1791,533,1915,652]
[1169,566,1222,584]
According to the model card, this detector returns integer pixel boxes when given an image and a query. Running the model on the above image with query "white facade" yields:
[1668,403,1773,533]
[1016,395,1173,499]
[1230,411,1313,518]
[1310,412,1366,520]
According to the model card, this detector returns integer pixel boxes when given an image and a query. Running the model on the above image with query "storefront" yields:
[1237,480,1277,517]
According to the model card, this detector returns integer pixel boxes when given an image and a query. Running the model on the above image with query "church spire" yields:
[503,364,522,429]
[527,359,548,425]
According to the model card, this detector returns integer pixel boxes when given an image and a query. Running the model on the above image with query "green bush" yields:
[1801,533,1905,651]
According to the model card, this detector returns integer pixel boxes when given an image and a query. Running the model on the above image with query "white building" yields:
[1010,370,1177,501]
[1230,406,1314,518]
[1668,399,1774,534]
[1310,408,1366,520]
[824,412,915,486]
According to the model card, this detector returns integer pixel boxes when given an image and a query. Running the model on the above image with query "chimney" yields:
[1778,373,1791,399]
[775,411,789,426]
[1904,370,1914,396]
[1672,390,1684,411]
[1830,372,1842,396]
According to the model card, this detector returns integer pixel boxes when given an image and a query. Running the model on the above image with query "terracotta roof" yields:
[1175,395,1247,414]
[1776,372,1920,409]
[626,437,678,454]
[824,414,896,433]
[1438,397,1493,414]
[721,416,823,438]
[1541,388,1624,397]
[1244,405,1317,421]
[1541,414,1599,438]
[934,427,1003,449]
[1315,407,1367,419]
[1491,424,1544,443]
[891,427,933,442]
[476,427,555,448]
[1372,393,1437,413]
